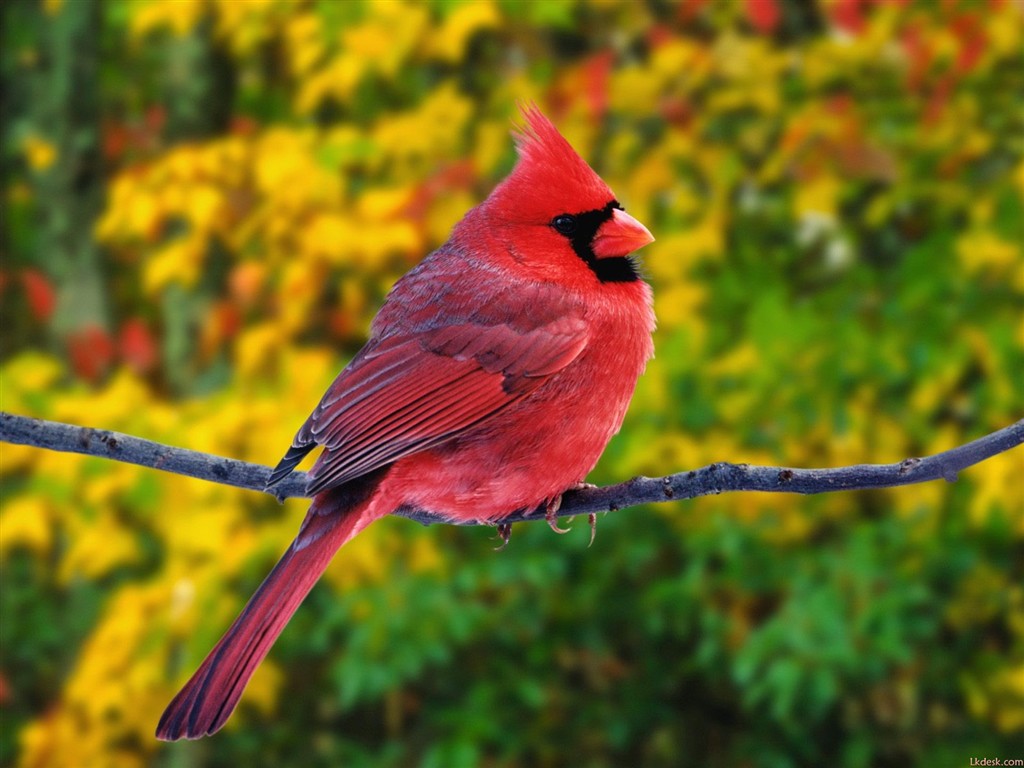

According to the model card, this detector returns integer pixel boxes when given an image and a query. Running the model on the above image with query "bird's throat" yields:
[585,255,639,283]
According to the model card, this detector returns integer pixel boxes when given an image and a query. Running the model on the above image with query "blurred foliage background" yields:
[1,0,1022,766]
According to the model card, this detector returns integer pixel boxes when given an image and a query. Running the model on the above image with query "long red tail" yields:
[156,482,383,740]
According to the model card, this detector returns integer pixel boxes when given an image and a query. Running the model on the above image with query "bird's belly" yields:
[380,283,654,524]
[384,358,640,524]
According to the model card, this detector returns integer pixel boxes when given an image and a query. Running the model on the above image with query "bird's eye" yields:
[551,214,577,235]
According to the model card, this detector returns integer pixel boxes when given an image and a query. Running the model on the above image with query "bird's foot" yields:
[569,481,598,492]
[544,496,571,534]
[587,513,597,547]
[494,523,512,551]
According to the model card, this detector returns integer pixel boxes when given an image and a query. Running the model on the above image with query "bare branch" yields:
[0,411,307,502]
[2,411,1021,527]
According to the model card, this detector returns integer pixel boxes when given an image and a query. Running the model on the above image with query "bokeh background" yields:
[2,0,1022,766]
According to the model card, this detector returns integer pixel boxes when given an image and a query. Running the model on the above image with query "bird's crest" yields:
[489,104,614,219]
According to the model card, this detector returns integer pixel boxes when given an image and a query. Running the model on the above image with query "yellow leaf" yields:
[22,135,57,171]
[235,323,283,378]
[373,84,473,166]
[130,0,203,38]
[239,660,283,720]
[794,175,840,220]
[187,184,226,232]
[1,351,63,406]
[956,230,1020,275]
[609,65,661,116]
[0,496,53,557]
[654,282,705,333]
[707,343,760,377]
[279,261,322,333]
[126,192,163,241]
[300,212,355,265]
[59,511,140,582]
[342,0,428,79]
[142,235,204,295]
[430,0,500,63]
[285,12,325,76]
[986,9,1022,56]
[426,190,476,245]
[296,54,364,113]
[358,186,412,220]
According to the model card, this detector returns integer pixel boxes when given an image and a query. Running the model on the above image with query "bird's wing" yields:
[268,313,589,496]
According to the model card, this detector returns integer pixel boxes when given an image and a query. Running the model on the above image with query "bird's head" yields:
[480,105,654,284]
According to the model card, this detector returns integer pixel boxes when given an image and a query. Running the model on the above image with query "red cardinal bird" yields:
[156,106,655,740]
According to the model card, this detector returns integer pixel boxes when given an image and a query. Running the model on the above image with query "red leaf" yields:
[659,98,694,129]
[647,25,673,49]
[21,269,56,323]
[827,93,854,116]
[584,51,614,121]
[144,105,167,134]
[102,120,130,162]
[404,161,476,222]
[901,22,931,92]
[214,301,242,340]
[677,0,710,23]
[119,318,158,374]
[925,73,954,125]
[230,116,258,136]
[952,13,985,74]
[746,0,780,35]
[67,325,115,383]
[831,0,866,35]
[327,308,354,340]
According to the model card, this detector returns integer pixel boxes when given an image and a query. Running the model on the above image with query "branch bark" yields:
[1,411,1021,526]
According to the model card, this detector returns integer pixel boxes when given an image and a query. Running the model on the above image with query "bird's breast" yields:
[385,281,654,524]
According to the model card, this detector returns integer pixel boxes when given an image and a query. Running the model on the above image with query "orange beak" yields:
[591,208,655,259]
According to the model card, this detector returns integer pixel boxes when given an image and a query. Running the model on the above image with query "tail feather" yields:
[157,485,381,740]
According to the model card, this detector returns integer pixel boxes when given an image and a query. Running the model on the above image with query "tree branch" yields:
[2,411,1021,526]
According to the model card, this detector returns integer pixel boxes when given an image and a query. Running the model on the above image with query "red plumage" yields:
[156,106,656,740]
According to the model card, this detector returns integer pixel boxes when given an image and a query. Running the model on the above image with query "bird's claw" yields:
[494,523,512,551]
[587,513,597,547]
[545,496,571,534]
